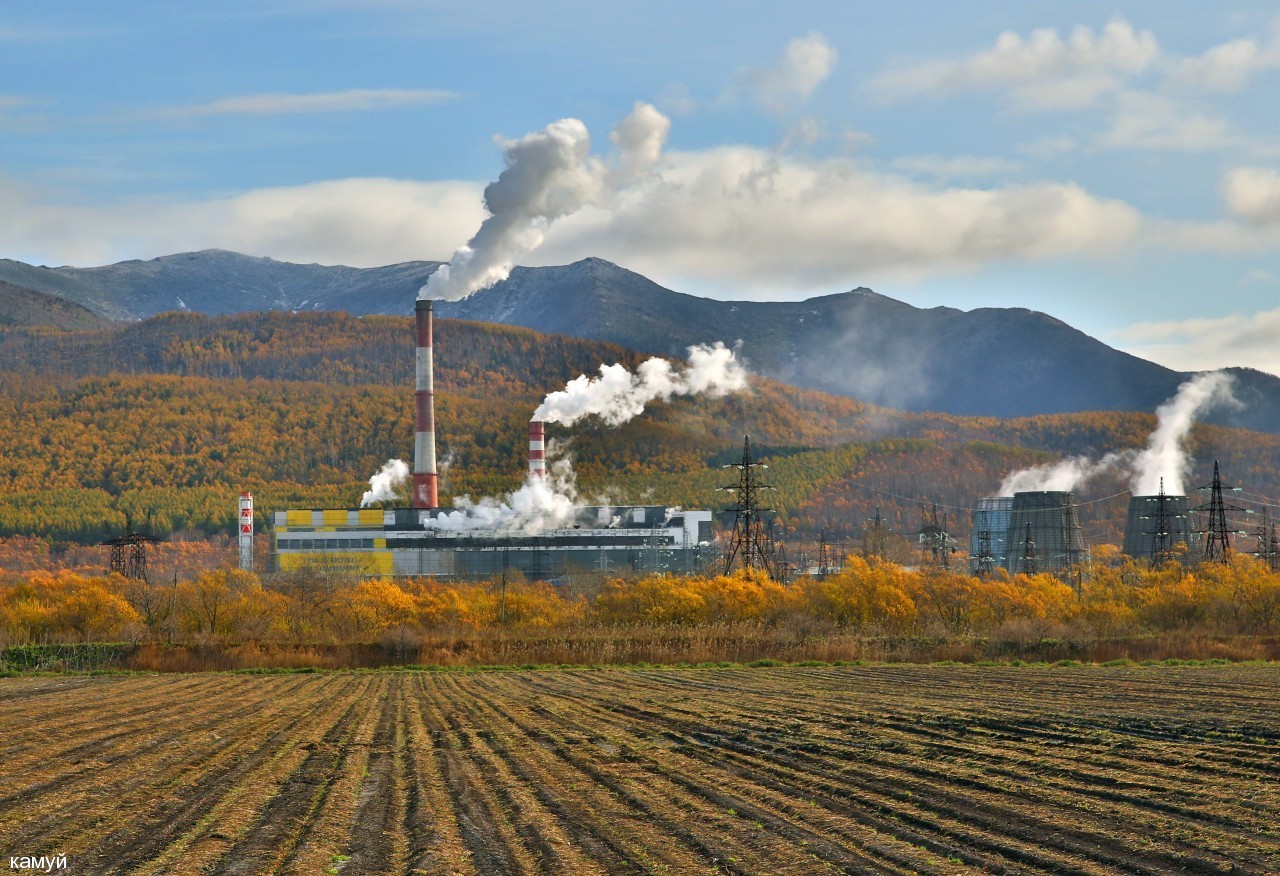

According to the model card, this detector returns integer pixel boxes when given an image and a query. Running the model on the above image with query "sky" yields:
[4,2,1280,375]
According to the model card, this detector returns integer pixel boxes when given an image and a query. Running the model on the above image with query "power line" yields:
[835,478,1131,514]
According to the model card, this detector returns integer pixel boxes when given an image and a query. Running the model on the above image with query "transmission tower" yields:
[1254,506,1279,571]
[719,435,777,577]
[1196,461,1246,564]
[862,507,889,562]
[918,504,955,569]
[1019,521,1038,576]
[974,527,996,578]
[101,514,161,583]
[817,527,842,577]
[1140,478,1185,567]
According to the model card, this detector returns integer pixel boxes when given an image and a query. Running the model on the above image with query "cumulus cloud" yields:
[151,88,457,119]
[1097,91,1235,152]
[535,146,1144,291]
[1166,28,1280,93]
[868,18,1157,110]
[1117,307,1280,375]
[0,172,484,267]
[737,32,837,114]
[1224,167,1280,224]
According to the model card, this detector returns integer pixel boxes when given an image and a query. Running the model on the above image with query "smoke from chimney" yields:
[998,452,1129,496]
[996,370,1239,497]
[533,342,748,426]
[1131,371,1237,495]
[420,102,670,302]
[361,459,409,507]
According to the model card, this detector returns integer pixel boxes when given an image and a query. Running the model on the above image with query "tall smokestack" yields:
[529,420,546,479]
[238,492,254,571]
[413,299,438,509]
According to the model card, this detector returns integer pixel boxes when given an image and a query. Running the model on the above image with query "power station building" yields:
[270,298,715,579]
[272,505,713,578]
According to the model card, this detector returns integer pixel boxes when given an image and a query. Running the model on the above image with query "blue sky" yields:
[5,2,1280,374]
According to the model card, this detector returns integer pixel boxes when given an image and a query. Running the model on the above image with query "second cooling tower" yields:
[1004,491,1084,574]
[1123,493,1193,560]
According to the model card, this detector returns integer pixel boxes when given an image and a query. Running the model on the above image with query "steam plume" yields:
[360,458,409,507]
[999,452,1129,495]
[426,453,584,534]
[422,102,670,302]
[533,343,748,426]
[1131,371,1237,495]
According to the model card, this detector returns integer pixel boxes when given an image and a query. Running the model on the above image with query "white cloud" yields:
[1096,91,1235,152]
[0,174,485,267]
[1166,30,1280,93]
[534,146,1144,292]
[1117,307,1280,375]
[1223,166,1280,224]
[868,18,1158,110]
[1241,268,1277,287]
[0,143,1146,293]
[737,32,837,114]
[152,88,457,119]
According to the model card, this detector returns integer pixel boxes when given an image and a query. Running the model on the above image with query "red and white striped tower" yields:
[412,299,438,509]
[529,420,546,480]
[238,492,254,571]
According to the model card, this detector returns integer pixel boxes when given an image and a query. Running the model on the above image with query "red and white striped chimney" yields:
[529,420,546,480]
[412,299,438,509]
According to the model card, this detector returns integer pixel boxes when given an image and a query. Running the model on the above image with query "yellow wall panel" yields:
[277,551,393,575]
[285,510,313,527]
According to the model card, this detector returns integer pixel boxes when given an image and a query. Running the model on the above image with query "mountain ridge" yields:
[3,250,1276,432]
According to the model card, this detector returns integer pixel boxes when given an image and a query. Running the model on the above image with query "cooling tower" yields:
[412,299,438,509]
[1123,493,1193,561]
[969,496,1013,574]
[1005,491,1084,574]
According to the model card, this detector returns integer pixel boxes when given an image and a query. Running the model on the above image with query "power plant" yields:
[261,297,1256,582]
[271,299,713,579]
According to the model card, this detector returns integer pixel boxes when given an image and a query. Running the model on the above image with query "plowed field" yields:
[2,665,1278,875]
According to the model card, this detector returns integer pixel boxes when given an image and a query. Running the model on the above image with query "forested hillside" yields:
[1,312,1278,551]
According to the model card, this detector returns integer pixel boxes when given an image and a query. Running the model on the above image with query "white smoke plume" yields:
[360,458,409,507]
[532,342,749,426]
[1131,371,1238,495]
[999,452,1130,496]
[425,454,586,534]
[422,102,670,301]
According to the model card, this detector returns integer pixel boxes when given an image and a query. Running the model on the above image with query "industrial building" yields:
[272,505,713,577]
[271,298,714,579]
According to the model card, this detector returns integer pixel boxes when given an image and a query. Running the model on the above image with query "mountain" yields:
[0,250,440,321]
[2,250,1275,431]
[0,280,109,330]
